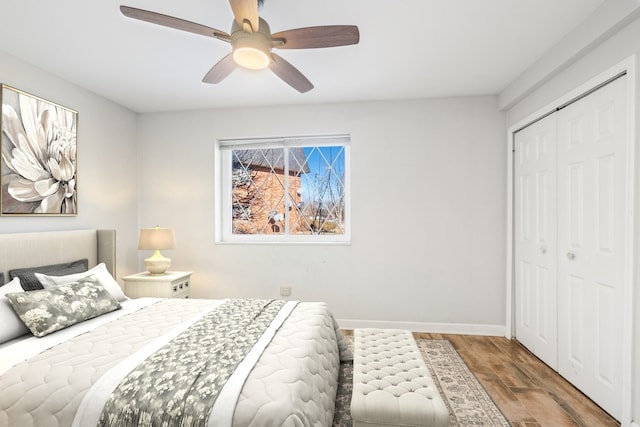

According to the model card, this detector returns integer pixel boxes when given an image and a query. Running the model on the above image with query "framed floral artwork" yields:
[0,84,77,215]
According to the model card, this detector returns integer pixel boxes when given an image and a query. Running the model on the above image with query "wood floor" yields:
[413,333,620,427]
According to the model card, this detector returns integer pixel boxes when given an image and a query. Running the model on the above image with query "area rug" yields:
[332,338,510,427]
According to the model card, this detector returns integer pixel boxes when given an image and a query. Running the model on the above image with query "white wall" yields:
[135,96,506,333]
[0,50,140,279]
[503,14,640,427]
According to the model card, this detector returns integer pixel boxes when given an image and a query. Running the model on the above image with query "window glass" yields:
[217,135,350,243]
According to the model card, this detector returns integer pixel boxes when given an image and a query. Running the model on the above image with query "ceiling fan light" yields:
[233,46,270,70]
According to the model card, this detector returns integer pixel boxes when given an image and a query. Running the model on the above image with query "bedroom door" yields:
[514,74,628,419]
[556,74,627,418]
[514,113,558,370]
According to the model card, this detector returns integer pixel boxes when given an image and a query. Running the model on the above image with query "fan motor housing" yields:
[231,17,272,70]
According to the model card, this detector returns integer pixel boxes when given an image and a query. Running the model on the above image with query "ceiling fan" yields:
[120,0,360,93]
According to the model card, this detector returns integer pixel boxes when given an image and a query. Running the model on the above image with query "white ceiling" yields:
[0,0,606,113]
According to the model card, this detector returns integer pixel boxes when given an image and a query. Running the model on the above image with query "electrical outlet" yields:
[280,286,292,297]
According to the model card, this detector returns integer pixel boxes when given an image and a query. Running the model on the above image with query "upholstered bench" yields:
[350,328,450,427]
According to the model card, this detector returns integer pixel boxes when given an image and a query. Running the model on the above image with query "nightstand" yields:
[123,271,192,299]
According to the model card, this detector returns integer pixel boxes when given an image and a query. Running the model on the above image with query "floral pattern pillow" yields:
[4,275,121,337]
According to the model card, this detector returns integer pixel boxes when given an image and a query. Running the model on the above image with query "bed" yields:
[0,229,350,427]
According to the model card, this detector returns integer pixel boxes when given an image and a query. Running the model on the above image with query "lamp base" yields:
[144,250,171,275]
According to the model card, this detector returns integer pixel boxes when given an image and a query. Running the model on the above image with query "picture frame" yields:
[0,84,78,215]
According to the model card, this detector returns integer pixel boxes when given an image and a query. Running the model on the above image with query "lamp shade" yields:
[138,227,175,250]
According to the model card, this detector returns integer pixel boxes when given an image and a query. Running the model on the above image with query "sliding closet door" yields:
[556,75,627,418]
[514,114,558,369]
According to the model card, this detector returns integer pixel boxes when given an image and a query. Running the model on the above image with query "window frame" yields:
[215,134,351,244]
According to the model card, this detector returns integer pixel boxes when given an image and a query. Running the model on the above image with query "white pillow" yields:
[0,277,31,343]
[35,263,127,302]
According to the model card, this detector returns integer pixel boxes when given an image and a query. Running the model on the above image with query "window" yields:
[216,135,350,243]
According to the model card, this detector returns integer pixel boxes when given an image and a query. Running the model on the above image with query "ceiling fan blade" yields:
[120,5,230,40]
[202,53,237,84]
[229,0,259,31]
[271,25,359,49]
[269,53,313,93]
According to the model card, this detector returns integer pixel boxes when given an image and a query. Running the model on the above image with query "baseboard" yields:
[337,318,506,337]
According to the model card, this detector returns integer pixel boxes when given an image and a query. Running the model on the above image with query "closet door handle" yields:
[566,252,576,260]
[539,247,547,254]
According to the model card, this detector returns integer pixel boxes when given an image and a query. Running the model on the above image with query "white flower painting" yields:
[1,84,77,215]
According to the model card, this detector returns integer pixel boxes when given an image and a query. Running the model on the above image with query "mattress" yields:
[0,297,350,427]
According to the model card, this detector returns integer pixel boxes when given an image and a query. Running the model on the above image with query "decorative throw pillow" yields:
[5,276,121,338]
[35,262,127,302]
[0,278,31,343]
[9,259,89,291]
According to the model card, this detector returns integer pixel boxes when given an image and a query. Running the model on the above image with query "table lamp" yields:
[138,226,176,275]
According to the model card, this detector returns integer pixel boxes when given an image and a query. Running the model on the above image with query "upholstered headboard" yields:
[0,229,116,285]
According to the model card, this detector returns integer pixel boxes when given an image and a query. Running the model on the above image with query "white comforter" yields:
[0,298,349,427]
